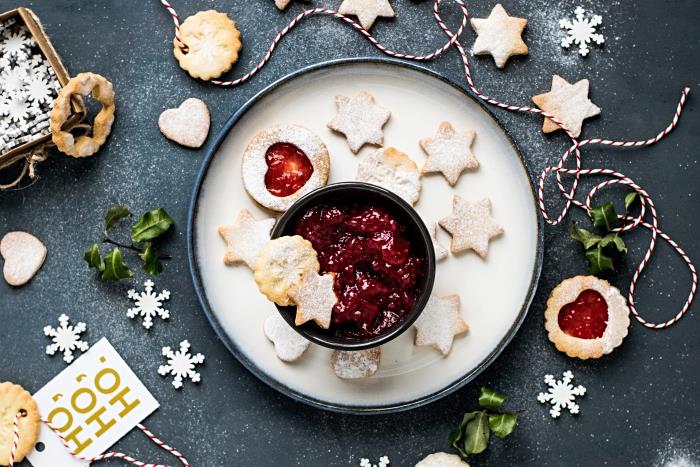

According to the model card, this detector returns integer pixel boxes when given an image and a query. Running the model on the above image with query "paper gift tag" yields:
[27,338,159,467]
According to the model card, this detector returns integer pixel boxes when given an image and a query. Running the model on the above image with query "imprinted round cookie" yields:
[242,125,330,212]
[0,382,40,466]
[544,276,630,360]
[253,236,320,306]
[173,10,242,81]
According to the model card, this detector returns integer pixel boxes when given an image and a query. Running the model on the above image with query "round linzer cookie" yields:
[242,125,330,212]
[0,382,40,466]
[544,276,630,360]
[253,236,320,306]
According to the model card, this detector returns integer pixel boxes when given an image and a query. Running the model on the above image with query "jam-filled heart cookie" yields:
[545,276,630,360]
[242,125,330,212]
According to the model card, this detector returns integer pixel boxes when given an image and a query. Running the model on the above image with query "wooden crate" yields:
[0,7,85,169]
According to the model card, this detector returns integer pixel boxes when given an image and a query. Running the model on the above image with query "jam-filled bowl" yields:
[271,181,436,351]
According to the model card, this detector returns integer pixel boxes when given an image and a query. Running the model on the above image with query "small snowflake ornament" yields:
[559,6,604,57]
[158,340,205,389]
[127,280,171,329]
[43,314,90,364]
[360,457,390,467]
[537,370,586,418]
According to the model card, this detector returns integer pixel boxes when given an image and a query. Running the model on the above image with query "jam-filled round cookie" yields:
[544,276,630,360]
[242,125,330,212]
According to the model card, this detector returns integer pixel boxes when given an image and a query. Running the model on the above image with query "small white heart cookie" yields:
[0,231,47,286]
[158,97,210,148]
[264,313,310,362]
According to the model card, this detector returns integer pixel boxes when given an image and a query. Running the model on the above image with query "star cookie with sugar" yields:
[289,271,338,329]
[327,91,391,153]
[338,0,394,30]
[470,3,528,68]
[218,208,276,268]
[439,196,503,258]
[532,75,601,138]
[413,294,468,356]
[430,221,448,261]
[274,0,310,11]
[420,121,479,186]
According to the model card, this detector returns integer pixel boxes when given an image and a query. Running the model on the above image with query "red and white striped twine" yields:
[39,419,190,467]
[158,0,695,328]
[8,412,21,467]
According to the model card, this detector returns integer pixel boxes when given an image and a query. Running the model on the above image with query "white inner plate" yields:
[191,60,541,413]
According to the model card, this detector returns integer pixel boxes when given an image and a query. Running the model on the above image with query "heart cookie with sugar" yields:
[0,231,47,286]
[158,98,210,148]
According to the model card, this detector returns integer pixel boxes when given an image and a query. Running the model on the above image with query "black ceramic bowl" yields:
[271,181,436,351]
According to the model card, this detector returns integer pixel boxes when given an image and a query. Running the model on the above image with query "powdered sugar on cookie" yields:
[356,147,421,205]
[470,4,528,68]
[218,208,276,268]
[429,221,449,261]
[338,0,395,30]
[289,271,337,329]
[420,121,479,186]
[0,231,47,286]
[264,313,310,362]
[327,91,391,153]
[532,75,601,138]
[439,196,503,258]
[242,124,330,212]
[331,347,381,379]
[159,98,210,148]
[413,294,468,356]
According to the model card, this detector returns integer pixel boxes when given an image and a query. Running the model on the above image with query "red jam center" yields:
[294,204,424,338]
[264,143,314,197]
[558,289,608,339]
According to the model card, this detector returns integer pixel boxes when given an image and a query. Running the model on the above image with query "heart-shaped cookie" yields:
[158,97,210,148]
[0,231,47,287]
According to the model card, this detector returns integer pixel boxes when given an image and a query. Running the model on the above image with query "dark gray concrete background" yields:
[1,1,699,465]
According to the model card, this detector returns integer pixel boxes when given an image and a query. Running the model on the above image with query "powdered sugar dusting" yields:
[331,347,381,379]
[241,124,330,211]
[327,91,391,153]
[356,147,421,205]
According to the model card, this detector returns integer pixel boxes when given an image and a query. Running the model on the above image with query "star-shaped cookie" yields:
[420,122,479,186]
[218,208,276,268]
[327,91,391,153]
[532,75,601,138]
[338,0,395,30]
[470,4,528,68]
[274,0,310,11]
[414,294,468,355]
[439,196,503,258]
[429,222,449,261]
[289,271,338,329]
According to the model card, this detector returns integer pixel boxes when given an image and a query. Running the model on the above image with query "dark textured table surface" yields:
[1,1,699,466]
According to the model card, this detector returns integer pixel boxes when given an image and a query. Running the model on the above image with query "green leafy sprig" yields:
[84,206,174,281]
[571,192,638,275]
[448,388,517,458]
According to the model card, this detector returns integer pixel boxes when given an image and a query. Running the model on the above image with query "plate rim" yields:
[187,57,544,415]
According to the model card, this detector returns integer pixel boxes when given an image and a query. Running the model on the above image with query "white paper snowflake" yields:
[43,314,90,364]
[1,29,33,58]
[127,280,171,329]
[360,456,390,467]
[24,75,53,104]
[537,370,586,418]
[158,340,205,389]
[559,6,604,57]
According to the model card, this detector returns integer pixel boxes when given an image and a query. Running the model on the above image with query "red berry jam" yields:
[294,203,425,338]
[264,143,314,197]
[558,289,608,339]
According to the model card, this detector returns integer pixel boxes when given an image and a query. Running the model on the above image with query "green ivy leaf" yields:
[571,225,602,250]
[463,412,490,455]
[84,243,104,272]
[624,192,638,212]
[104,205,132,230]
[131,208,174,242]
[101,248,134,281]
[488,413,517,438]
[139,243,164,276]
[586,247,615,275]
[589,202,620,232]
[600,233,627,254]
[478,387,506,409]
[449,412,478,458]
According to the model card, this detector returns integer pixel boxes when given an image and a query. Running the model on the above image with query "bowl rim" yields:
[187,57,544,415]
[269,181,437,351]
